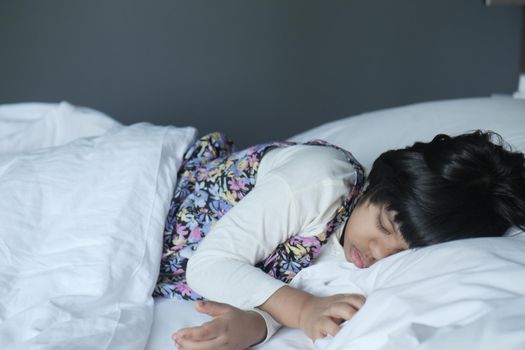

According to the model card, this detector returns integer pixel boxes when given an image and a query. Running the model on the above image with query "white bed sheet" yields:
[0,103,197,350]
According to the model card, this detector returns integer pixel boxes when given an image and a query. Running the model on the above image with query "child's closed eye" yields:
[376,214,391,235]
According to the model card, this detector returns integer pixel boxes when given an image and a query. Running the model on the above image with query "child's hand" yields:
[172,300,266,350]
[299,293,366,340]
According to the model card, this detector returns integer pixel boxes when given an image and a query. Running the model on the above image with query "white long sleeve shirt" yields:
[186,144,359,341]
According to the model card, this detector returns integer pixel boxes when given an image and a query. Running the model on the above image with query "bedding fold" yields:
[0,123,196,350]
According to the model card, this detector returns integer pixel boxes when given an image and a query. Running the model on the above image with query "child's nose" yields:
[369,239,401,262]
[368,240,388,262]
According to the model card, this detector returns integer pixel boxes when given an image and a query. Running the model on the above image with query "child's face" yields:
[342,200,409,268]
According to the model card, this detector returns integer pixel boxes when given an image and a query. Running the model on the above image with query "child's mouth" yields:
[350,245,366,268]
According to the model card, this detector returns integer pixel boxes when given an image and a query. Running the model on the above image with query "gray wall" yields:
[0,0,521,147]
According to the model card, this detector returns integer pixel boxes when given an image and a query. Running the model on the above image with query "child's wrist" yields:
[297,294,316,332]
[246,311,267,347]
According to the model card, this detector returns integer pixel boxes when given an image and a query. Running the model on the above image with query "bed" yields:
[1,96,524,350]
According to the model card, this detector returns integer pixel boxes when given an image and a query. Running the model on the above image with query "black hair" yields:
[361,130,525,247]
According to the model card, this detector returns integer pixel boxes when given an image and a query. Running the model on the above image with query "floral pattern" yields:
[153,132,365,300]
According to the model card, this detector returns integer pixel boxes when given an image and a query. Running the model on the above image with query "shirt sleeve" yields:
[250,308,282,347]
[186,172,300,309]
[186,145,356,310]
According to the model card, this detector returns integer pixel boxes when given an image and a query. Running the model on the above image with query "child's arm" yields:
[173,287,365,349]
[180,147,360,347]
[186,170,349,311]
[260,285,365,339]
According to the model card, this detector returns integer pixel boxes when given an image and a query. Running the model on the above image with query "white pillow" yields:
[0,101,121,154]
[289,96,525,172]
[0,123,196,350]
[286,235,525,350]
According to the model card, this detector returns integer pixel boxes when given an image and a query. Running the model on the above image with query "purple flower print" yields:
[188,227,203,243]
[210,200,232,217]
[247,154,258,167]
[192,190,209,207]
[196,209,213,224]
[261,253,278,268]
[228,178,247,192]
[310,245,321,258]
[175,281,193,297]
[166,257,185,274]
[297,236,318,247]
[175,223,189,237]
[196,167,209,181]
[208,183,221,199]
[281,259,302,273]
[158,283,177,298]
[246,146,258,155]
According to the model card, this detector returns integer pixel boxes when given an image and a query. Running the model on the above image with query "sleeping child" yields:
[153,130,525,350]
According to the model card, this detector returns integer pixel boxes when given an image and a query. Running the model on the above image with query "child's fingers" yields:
[339,293,366,310]
[326,302,359,321]
[317,317,341,339]
[174,333,225,350]
[194,300,233,317]
[173,320,223,342]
